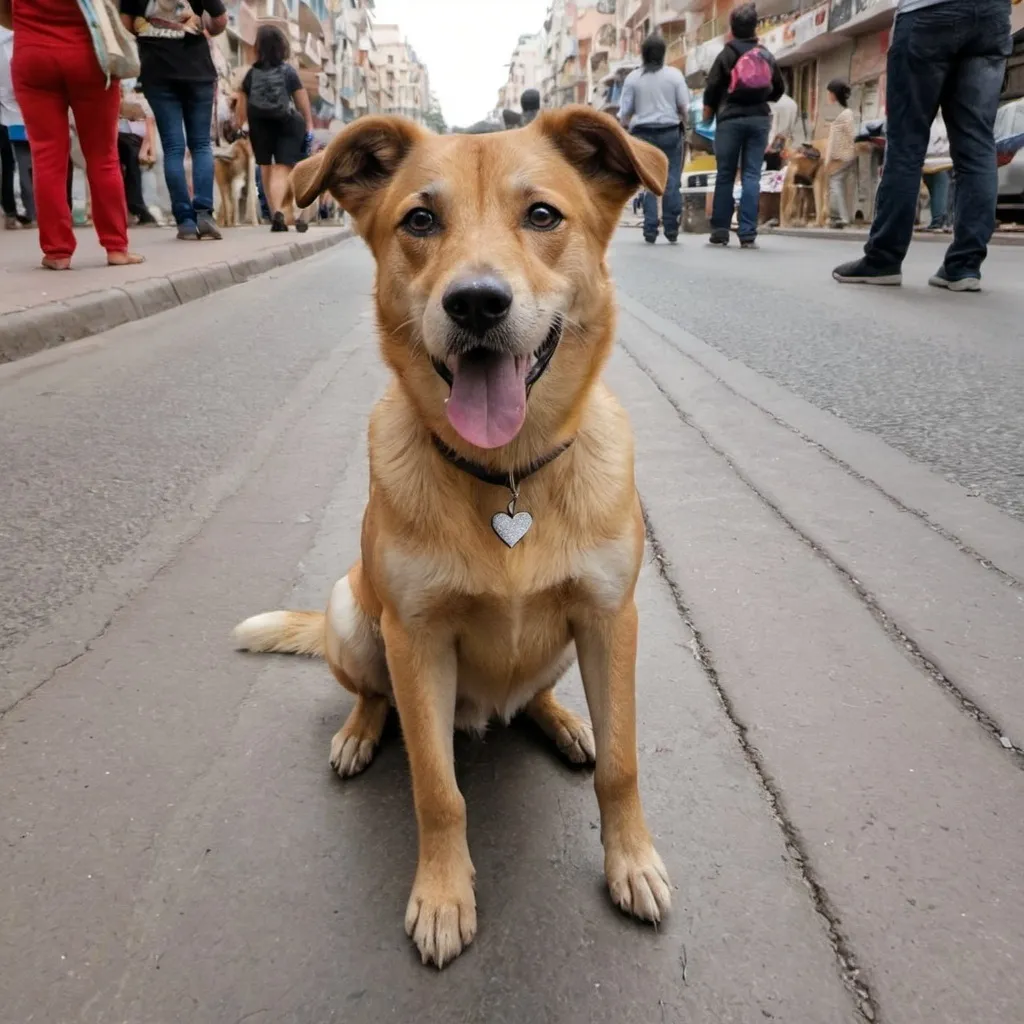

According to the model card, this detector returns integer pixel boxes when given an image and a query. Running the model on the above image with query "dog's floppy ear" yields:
[536,105,669,200]
[290,116,425,219]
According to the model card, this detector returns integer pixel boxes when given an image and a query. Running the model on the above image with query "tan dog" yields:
[233,106,670,969]
[214,137,258,228]
[780,140,825,227]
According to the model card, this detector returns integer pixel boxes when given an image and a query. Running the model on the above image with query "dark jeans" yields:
[711,114,770,240]
[117,132,149,220]
[13,141,35,221]
[631,124,683,239]
[143,79,216,226]
[0,124,15,217]
[865,0,1012,275]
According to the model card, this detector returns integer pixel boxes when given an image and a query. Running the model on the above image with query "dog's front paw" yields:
[404,861,477,968]
[605,841,672,923]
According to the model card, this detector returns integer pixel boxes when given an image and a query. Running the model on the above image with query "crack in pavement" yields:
[623,340,1024,769]
[642,505,880,1024]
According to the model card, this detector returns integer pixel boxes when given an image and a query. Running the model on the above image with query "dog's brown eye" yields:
[526,203,562,231]
[402,207,438,236]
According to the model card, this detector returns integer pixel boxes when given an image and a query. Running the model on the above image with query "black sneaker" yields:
[665,234,678,245]
[176,219,199,240]
[740,238,759,250]
[708,232,729,247]
[197,213,223,240]
[270,211,288,233]
[928,266,981,292]
[643,234,657,244]
[832,257,902,286]
[295,219,309,234]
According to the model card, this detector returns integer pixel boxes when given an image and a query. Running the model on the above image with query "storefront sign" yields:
[829,0,896,32]
[760,24,785,54]
[776,3,830,59]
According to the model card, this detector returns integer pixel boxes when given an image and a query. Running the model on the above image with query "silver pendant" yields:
[491,496,533,548]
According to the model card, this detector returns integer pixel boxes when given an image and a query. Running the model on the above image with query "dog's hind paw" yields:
[605,842,672,923]
[525,690,596,766]
[329,694,389,778]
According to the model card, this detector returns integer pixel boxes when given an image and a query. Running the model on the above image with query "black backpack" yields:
[248,65,293,120]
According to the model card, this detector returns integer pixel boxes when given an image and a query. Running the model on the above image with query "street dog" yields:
[233,106,670,968]
[214,136,259,228]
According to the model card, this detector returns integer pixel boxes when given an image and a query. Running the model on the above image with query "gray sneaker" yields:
[929,267,981,292]
[197,213,223,240]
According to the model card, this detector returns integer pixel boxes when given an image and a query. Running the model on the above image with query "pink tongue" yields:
[446,349,528,449]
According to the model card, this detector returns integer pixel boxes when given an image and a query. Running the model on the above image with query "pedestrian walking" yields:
[618,33,690,245]
[703,3,785,249]
[235,24,313,234]
[765,81,798,170]
[520,88,540,126]
[121,0,228,241]
[1,0,142,270]
[118,81,157,225]
[832,0,1013,291]
[822,79,856,228]
[0,23,33,228]
[922,114,952,230]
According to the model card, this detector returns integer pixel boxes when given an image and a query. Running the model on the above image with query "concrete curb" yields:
[0,228,354,365]
[762,226,1024,246]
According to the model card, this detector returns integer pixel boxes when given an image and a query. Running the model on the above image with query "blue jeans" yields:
[711,115,770,240]
[144,80,216,227]
[864,0,1012,275]
[631,124,683,239]
[924,168,951,226]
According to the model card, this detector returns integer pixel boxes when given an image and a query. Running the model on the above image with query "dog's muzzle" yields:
[431,314,563,393]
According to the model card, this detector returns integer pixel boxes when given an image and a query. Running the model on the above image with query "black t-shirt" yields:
[120,0,226,85]
[240,62,303,97]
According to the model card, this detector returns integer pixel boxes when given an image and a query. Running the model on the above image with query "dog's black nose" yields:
[442,275,513,337]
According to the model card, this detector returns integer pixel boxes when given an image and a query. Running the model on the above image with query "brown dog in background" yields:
[214,136,258,228]
[234,107,670,969]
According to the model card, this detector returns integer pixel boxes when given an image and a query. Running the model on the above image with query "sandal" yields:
[106,251,146,267]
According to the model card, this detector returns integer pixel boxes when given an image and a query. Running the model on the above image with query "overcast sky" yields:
[373,0,551,127]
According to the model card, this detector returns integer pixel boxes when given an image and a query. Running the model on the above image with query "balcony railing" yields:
[696,16,727,43]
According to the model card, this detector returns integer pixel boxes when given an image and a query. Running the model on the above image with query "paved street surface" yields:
[1,233,1022,1024]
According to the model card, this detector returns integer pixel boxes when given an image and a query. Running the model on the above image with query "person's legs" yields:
[181,80,216,217]
[829,161,855,224]
[12,46,76,262]
[12,141,35,222]
[938,0,1012,280]
[631,129,661,240]
[118,132,148,219]
[145,82,194,229]
[711,118,741,242]
[660,127,683,241]
[0,124,17,220]
[924,169,949,227]
[861,6,958,268]
[66,53,130,257]
[737,118,769,241]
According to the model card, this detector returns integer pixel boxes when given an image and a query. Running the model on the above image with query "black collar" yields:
[431,434,573,490]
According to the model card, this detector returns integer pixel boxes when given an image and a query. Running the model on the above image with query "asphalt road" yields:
[1,234,1022,1024]
[611,232,1024,521]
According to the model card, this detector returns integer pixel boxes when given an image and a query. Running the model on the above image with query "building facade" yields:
[215,0,439,131]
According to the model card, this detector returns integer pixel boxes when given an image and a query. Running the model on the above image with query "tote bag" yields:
[78,0,141,81]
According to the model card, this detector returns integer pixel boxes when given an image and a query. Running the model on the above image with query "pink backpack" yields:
[728,45,773,98]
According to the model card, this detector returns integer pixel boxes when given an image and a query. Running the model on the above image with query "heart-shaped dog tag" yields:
[491,508,533,548]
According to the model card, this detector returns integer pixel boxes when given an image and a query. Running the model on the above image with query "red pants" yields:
[12,40,128,261]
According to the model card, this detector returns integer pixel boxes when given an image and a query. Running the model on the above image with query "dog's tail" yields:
[233,610,325,658]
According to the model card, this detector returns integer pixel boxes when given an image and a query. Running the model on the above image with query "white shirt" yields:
[0,28,23,130]
[769,92,798,145]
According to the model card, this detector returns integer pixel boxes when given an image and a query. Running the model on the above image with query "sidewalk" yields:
[0,223,352,363]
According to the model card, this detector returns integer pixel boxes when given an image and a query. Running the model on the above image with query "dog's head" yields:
[291,106,667,453]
